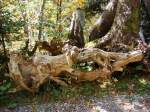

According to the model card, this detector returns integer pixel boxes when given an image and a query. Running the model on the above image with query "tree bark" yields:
[143,0,150,18]
[56,0,62,33]
[0,34,7,56]
[38,0,46,41]
[140,0,150,43]
[89,0,118,41]
[89,0,140,52]
[0,1,7,56]
[68,8,85,48]
[85,0,109,16]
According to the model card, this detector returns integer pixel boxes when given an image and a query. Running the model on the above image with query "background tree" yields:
[38,0,46,41]
[68,8,85,48]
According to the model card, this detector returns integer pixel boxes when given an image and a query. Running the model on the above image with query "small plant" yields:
[115,82,128,91]
[0,77,12,95]
[136,78,150,95]
[79,82,96,96]
[73,61,99,72]
[135,65,144,71]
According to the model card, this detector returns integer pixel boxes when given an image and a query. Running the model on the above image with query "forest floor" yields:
[0,95,149,112]
[0,72,150,112]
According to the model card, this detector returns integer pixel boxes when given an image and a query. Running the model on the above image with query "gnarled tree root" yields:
[8,48,143,92]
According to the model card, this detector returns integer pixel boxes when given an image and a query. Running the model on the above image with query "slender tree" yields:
[0,1,7,56]
[38,0,46,41]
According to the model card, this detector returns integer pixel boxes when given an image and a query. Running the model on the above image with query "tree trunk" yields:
[0,34,7,56]
[38,0,46,41]
[85,0,109,16]
[89,0,118,41]
[140,0,150,43]
[90,0,140,52]
[68,8,85,48]
[143,0,150,18]
[0,1,7,56]
[56,0,62,33]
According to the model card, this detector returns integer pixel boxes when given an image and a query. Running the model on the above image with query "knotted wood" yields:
[8,47,143,92]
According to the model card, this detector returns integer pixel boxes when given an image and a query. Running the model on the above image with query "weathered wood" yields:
[7,0,145,93]
[8,47,143,92]
[68,8,85,48]
[37,38,65,56]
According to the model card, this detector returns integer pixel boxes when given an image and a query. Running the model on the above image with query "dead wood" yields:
[8,47,143,92]
[7,0,145,93]
[68,8,85,48]
[37,38,65,56]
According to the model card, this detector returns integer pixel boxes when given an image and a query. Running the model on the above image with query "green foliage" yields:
[0,52,9,66]
[72,61,98,72]
[135,65,144,71]
[79,82,96,96]
[1,10,25,34]
[0,94,18,108]
[115,82,128,90]
[136,78,150,95]
[0,77,12,95]
[7,102,18,109]
[0,76,14,108]
[0,7,23,97]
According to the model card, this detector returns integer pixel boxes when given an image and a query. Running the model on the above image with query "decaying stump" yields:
[68,8,85,48]
[37,38,65,56]
[8,47,143,92]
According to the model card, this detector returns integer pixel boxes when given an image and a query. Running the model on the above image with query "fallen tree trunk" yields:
[7,0,145,93]
[8,48,143,92]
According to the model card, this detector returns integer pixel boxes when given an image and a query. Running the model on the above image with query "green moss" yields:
[126,7,140,33]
